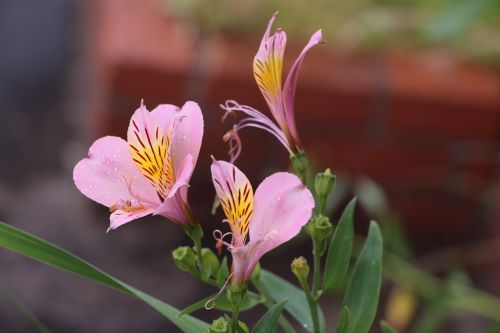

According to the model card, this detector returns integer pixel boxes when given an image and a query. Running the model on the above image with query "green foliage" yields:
[341,221,383,333]
[335,306,351,333]
[323,198,356,290]
[180,292,261,315]
[0,222,209,333]
[260,270,325,333]
[252,300,288,333]
[380,320,399,333]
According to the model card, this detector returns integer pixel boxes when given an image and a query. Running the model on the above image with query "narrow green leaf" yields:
[341,221,383,333]
[216,256,229,287]
[260,270,325,333]
[0,222,208,333]
[252,299,288,333]
[324,198,356,290]
[0,282,52,333]
[335,306,350,333]
[380,320,398,333]
[180,291,261,315]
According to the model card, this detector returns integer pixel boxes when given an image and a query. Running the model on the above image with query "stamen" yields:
[223,126,242,164]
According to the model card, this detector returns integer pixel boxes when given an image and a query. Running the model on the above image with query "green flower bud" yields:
[315,168,336,201]
[207,317,230,333]
[290,150,308,182]
[172,246,197,275]
[291,256,310,281]
[226,284,247,309]
[306,214,333,242]
[201,248,219,279]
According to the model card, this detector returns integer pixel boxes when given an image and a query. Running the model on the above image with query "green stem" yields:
[184,224,205,278]
[231,304,240,333]
[311,238,322,297]
[253,278,296,333]
[318,197,327,216]
[297,276,320,333]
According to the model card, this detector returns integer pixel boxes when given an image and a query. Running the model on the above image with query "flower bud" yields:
[226,284,247,309]
[306,214,333,242]
[201,248,220,279]
[207,317,230,333]
[315,168,336,201]
[290,150,308,182]
[291,256,310,281]
[172,246,197,275]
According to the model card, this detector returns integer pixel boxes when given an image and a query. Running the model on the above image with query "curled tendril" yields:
[204,272,236,310]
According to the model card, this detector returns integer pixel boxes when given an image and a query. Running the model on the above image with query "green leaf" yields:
[180,291,261,315]
[323,198,356,290]
[0,222,208,333]
[335,306,350,333]
[0,282,52,333]
[341,221,383,333]
[252,299,288,333]
[260,270,325,333]
[216,256,229,287]
[380,320,398,333]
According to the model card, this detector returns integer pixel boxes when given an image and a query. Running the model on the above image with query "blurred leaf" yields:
[0,282,52,333]
[380,320,399,333]
[260,270,325,333]
[425,0,496,41]
[252,299,288,333]
[0,222,208,333]
[335,305,351,333]
[341,221,383,333]
[323,198,356,290]
[180,291,261,315]
[216,256,229,287]
[484,321,500,333]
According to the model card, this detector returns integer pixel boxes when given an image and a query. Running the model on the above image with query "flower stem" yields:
[231,305,240,333]
[297,275,320,333]
[184,224,205,278]
[311,238,322,297]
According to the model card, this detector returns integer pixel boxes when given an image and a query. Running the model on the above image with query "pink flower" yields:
[211,159,314,285]
[73,101,203,231]
[222,12,323,159]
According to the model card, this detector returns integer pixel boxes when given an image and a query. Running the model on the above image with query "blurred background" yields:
[0,0,499,332]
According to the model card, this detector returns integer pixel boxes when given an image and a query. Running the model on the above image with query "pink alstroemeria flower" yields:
[211,159,314,285]
[73,101,203,231]
[222,12,323,159]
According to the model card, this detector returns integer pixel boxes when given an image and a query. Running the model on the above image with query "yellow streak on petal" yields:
[128,123,175,200]
[219,177,254,242]
[253,54,283,104]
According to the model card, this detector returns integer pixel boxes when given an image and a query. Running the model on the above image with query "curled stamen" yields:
[220,100,293,156]
[223,126,242,164]
[204,272,236,310]
[213,229,233,255]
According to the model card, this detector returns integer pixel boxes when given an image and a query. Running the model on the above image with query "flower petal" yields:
[211,160,254,247]
[249,172,314,256]
[73,136,160,208]
[253,13,287,129]
[231,172,313,283]
[282,30,323,144]
[127,104,176,199]
[109,208,155,231]
[170,101,204,174]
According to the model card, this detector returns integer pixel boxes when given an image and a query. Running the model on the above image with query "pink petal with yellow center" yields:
[211,159,254,247]
[232,172,314,283]
[253,13,287,130]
